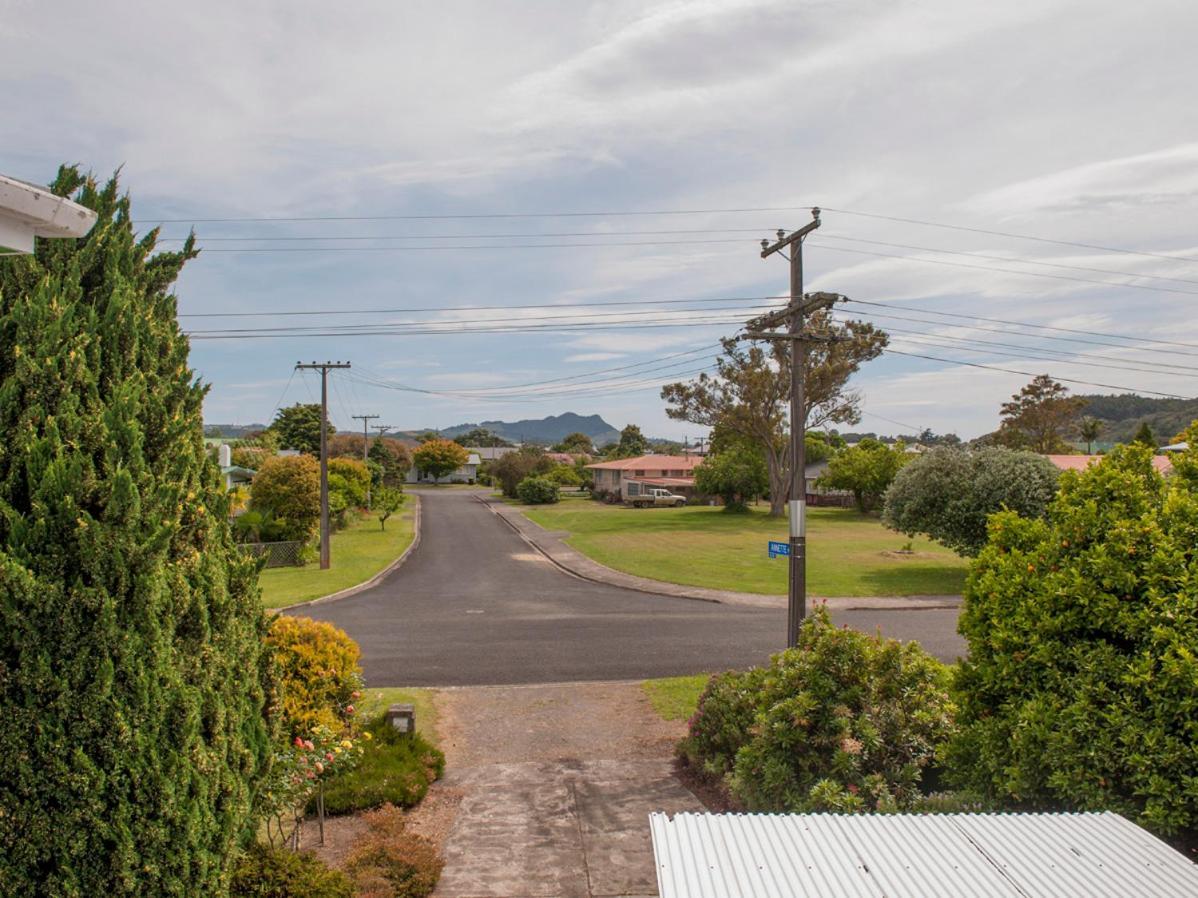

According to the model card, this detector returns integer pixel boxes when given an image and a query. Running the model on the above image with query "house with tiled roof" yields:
[1046,454,1173,475]
[586,454,703,500]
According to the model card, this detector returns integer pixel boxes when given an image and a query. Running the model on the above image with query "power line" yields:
[881,348,1185,398]
[814,234,1198,287]
[809,242,1198,297]
[882,329,1198,379]
[158,226,779,242]
[178,294,785,319]
[844,298,1198,352]
[192,237,753,252]
[137,205,817,224]
[821,207,1198,268]
[842,303,1198,360]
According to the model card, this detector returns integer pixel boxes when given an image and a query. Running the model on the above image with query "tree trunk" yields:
[765,441,788,517]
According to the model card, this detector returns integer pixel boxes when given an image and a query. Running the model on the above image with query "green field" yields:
[519,501,967,597]
[258,497,416,610]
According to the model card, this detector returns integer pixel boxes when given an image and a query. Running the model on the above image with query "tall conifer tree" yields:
[0,168,271,894]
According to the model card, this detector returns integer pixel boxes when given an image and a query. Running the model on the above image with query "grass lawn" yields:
[519,501,968,597]
[643,674,710,722]
[258,497,416,610]
[357,686,440,746]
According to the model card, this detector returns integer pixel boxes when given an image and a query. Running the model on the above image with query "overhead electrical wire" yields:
[178,294,786,319]
[137,205,817,224]
[881,348,1184,398]
[842,299,1198,352]
[840,303,1198,360]
[820,207,1198,268]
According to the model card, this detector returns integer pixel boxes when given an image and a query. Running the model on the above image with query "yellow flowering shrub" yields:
[266,615,364,739]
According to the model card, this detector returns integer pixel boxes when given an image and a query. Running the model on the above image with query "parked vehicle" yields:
[627,487,687,508]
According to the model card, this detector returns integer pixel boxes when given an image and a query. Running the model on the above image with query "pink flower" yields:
[314,761,324,774]
[325,752,335,762]
[351,691,361,699]
[345,704,355,715]
[294,736,304,748]
[303,739,314,750]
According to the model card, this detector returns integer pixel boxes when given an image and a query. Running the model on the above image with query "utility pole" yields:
[352,413,380,508]
[295,361,351,570]
[745,207,848,647]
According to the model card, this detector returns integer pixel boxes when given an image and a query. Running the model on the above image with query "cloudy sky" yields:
[4,0,1197,440]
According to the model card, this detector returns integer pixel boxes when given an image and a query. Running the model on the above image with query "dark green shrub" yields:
[730,608,954,812]
[491,448,553,497]
[345,804,443,898]
[947,442,1198,837]
[678,667,768,777]
[516,475,560,505]
[883,446,1060,556]
[316,714,445,815]
[0,168,271,893]
[230,842,353,898]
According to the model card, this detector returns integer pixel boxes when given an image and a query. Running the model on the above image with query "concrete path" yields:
[483,494,961,611]
[433,681,703,898]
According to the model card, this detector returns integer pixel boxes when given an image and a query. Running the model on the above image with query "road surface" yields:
[293,490,965,686]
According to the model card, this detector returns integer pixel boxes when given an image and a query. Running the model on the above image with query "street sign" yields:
[768,540,790,558]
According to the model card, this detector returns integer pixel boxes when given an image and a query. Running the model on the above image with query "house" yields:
[1046,454,1173,475]
[804,460,853,507]
[216,444,255,491]
[407,451,482,484]
[470,446,519,462]
[586,454,703,500]
[545,451,589,466]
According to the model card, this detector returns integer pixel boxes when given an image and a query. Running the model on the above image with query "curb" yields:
[476,495,962,611]
[280,495,422,613]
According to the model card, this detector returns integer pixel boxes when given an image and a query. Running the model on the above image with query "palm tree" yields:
[1079,417,1102,455]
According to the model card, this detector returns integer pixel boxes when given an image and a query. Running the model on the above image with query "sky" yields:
[3,0,1197,441]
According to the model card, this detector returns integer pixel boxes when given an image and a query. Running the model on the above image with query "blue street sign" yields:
[768,540,790,558]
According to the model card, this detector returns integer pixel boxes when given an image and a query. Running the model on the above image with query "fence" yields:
[240,540,306,568]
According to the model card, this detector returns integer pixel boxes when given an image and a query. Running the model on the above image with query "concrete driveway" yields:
[294,490,965,686]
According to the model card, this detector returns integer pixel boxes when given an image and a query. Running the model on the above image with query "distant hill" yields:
[1078,393,1198,444]
[439,413,620,446]
[204,423,268,438]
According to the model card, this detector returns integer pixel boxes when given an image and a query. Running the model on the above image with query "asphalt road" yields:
[293,490,966,686]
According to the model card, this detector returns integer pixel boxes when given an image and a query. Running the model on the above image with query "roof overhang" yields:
[0,174,98,254]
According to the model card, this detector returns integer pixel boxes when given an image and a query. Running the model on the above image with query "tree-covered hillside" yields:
[1077,394,1198,444]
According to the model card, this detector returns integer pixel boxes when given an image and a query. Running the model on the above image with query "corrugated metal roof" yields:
[649,812,1198,898]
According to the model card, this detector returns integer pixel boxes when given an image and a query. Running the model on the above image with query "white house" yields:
[407,451,482,484]
[216,444,255,491]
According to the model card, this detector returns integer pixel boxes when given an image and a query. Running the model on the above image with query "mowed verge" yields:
[518,498,967,597]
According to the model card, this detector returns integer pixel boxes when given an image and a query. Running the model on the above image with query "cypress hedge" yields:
[0,168,272,895]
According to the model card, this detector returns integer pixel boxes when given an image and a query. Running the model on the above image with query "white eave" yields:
[0,173,98,253]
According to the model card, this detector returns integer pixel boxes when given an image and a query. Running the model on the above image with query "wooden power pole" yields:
[744,207,848,647]
[352,413,379,507]
[295,361,351,570]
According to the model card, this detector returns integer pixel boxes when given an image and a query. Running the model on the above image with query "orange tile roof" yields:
[1046,454,1173,474]
[585,454,704,471]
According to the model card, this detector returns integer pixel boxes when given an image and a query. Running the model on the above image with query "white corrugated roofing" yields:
[649,811,1198,898]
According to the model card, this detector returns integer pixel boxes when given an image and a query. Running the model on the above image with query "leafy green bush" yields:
[345,804,443,898]
[329,457,371,511]
[818,439,910,512]
[492,448,554,497]
[678,668,768,777]
[547,464,584,487]
[251,454,322,541]
[679,609,954,813]
[316,713,444,815]
[947,443,1198,837]
[516,475,560,504]
[883,446,1060,556]
[266,616,364,740]
[230,842,353,898]
[731,610,954,812]
[694,446,768,512]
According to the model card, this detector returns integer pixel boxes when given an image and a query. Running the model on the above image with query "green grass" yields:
[643,674,711,721]
[357,686,440,746]
[518,501,968,597]
[258,497,416,610]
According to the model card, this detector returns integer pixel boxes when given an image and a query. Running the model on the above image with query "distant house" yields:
[470,446,519,462]
[407,451,482,484]
[545,451,589,466]
[1046,454,1173,475]
[216,444,255,491]
[586,454,703,500]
